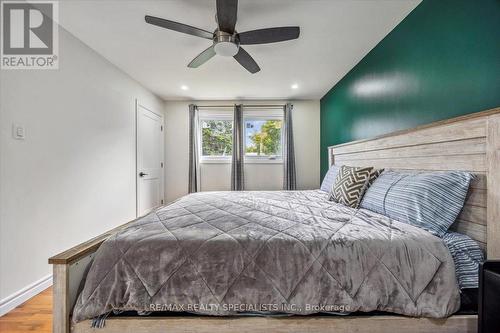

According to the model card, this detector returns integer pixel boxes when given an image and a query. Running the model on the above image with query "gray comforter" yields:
[72,190,460,322]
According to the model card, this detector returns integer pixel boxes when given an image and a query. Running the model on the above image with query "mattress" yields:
[72,190,460,323]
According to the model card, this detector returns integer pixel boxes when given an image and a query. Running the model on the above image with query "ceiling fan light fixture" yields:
[144,0,300,74]
[214,41,239,57]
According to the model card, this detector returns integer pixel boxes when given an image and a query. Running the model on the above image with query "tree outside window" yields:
[201,119,233,157]
[245,119,282,157]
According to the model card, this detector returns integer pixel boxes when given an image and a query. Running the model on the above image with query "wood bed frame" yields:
[49,107,500,333]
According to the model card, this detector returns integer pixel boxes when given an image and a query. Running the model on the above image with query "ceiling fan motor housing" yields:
[213,30,239,57]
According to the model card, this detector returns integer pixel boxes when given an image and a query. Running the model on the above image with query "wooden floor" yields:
[0,287,52,333]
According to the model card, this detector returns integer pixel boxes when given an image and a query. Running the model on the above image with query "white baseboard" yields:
[0,274,53,317]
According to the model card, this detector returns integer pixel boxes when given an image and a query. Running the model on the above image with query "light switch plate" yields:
[12,123,26,140]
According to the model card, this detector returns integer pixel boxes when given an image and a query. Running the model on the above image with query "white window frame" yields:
[199,110,233,164]
[243,110,284,164]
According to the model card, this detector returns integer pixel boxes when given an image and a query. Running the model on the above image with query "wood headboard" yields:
[328,107,500,259]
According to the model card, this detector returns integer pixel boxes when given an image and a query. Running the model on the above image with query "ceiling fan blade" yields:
[188,45,216,68]
[238,27,300,45]
[233,47,260,74]
[145,15,213,40]
[216,0,238,33]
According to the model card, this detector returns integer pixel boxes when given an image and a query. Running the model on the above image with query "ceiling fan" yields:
[145,0,300,74]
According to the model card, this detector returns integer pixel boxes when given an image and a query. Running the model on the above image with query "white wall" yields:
[164,100,320,203]
[0,27,163,304]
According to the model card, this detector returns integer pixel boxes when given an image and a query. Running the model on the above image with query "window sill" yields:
[200,158,283,165]
[244,158,283,164]
[201,158,231,164]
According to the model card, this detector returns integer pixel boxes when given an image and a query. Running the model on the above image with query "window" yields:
[199,110,283,163]
[244,118,283,160]
[200,118,233,160]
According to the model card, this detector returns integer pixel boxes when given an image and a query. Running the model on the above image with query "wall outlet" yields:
[12,123,26,140]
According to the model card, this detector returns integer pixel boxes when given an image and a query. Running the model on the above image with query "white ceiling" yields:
[58,0,420,101]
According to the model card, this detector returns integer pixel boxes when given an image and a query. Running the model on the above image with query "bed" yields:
[49,107,500,333]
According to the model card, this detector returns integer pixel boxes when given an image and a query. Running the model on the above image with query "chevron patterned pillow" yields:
[329,165,373,208]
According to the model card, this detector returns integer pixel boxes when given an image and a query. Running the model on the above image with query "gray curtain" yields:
[231,104,245,190]
[283,103,296,190]
[188,104,199,193]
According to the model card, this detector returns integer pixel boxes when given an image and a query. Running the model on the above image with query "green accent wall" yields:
[320,0,500,178]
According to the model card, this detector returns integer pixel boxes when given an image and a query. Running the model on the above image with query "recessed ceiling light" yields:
[181,85,189,91]
[291,83,299,90]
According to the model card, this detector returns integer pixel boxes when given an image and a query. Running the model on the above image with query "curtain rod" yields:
[196,104,286,109]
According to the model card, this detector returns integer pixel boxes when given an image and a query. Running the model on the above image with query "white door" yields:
[136,101,164,216]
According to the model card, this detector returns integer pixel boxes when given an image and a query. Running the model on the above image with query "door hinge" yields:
[161,199,164,205]
[160,125,163,131]
[161,162,163,168]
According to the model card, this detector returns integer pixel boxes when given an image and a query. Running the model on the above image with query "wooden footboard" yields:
[71,315,478,333]
[49,218,142,333]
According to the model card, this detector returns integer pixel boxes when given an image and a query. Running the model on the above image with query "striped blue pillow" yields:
[320,165,340,192]
[360,170,473,237]
[443,231,484,289]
